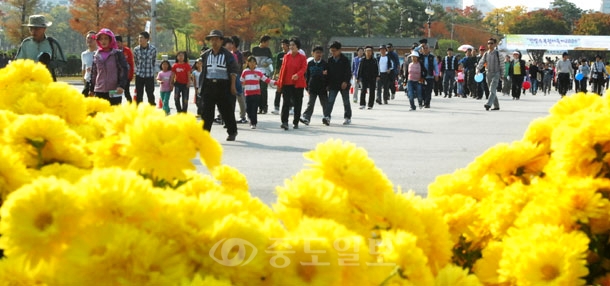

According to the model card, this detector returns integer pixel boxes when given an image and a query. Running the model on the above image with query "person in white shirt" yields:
[80,31,96,96]
[591,55,609,95]
[376,45,393,104]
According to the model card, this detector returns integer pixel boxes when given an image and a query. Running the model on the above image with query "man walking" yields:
[199,30,239,141]
[376,45,393,105]
[441,48,458,98]
[324,41,352,126]
[556,52,573,97]
[81,31,96,96]
[134,31,157,105]
[476,38,502,111]
[387,43,400,100]
[591,55,608,95]
[419,40,439,108]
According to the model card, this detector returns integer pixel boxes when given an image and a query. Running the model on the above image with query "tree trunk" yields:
[173,29,178,52]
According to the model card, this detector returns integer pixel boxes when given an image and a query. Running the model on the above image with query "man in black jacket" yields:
[301,46,328,125]
[323,41,352,126]
[199,30,240,141]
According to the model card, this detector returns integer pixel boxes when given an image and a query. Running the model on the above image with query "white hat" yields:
[409,51,420,58]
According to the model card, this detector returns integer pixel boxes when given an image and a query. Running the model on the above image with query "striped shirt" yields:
[240,69,274,96]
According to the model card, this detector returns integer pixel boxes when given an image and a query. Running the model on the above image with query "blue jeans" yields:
[325,88,352,120]
[406,80,422,109]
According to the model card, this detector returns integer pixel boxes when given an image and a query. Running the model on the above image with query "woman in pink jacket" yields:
[276,37,307,130]
[90,28,129,106]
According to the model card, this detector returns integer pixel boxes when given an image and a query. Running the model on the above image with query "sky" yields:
[487,0,600,11]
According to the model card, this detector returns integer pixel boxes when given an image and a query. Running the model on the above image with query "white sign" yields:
[503,35,610,51]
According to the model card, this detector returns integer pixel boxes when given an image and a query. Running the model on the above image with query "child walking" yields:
[170,51,193,113]
[89,28,129,105]
[241,56,276,129]
[157,60,172,115]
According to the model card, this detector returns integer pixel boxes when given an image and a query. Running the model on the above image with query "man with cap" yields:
[459,48,478,98]
[198,29,240,141]
[441,47,458,98]
[376,44,393,104]
[81,31,97,96]
[134,31,157,105]
[387,43,400,99]
[115,35,135,103]
[16,14,66,81]
[556,52,573,97]
[591,54,608,95]
[476,38,502,111]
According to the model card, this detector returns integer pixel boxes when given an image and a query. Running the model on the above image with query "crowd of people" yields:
[11,17,610,142]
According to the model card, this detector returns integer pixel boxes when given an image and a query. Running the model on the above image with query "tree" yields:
[573,12,610,36]
[3,0,41,44]
[115,0,150,47]
[191,0,289,49]
[69,0,123,35]
[482,6,527,37]
[157,0,194,52]
[442,7,490,48]
[550,0,582,32]
[509,9,570,35]
[46,4,83,55]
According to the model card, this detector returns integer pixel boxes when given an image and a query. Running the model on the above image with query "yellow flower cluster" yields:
[430,91,610,285]
[0,59,603,285]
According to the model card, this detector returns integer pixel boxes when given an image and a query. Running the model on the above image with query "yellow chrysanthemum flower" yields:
[555,177,610,225]
[12,82,87,125]
[473,241,505,285]
[274,170,369,235]
[0,257,45,286]
[499,225,589,286]
[30,163,91,183]
[549,92,603,121]
[430,193,479,243]
[476,181,537,240]
[75,168,163,225]
[0,110,18,138]
[428,168,490,201]
[466,141,548,186]
[0,146,31,203]
[377,229,435,286]
[4,114,90,169]
[0,177,81,266]
[175,170,224,197]
[181,274,233,286]
[435,264,483,286]
[266,217,375,286]
[83,96,112,116]
[304,139,393,212]
[0,60,52,111]
[56,223,192,285]
[212,164,249,196]
[547,112,610,178]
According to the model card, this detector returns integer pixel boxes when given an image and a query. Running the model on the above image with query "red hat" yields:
[479,45,486,51]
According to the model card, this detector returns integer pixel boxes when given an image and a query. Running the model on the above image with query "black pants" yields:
[360,79,376,107]
[593,73,605,95]
[558,73,570,96]
[511,75,524,99]
[124,81,132,102]
[389,72,397,94]
[245,95,261,125]
[302,88,327,121]
[443,70,456,97]
[259,81,269,112]
[379,73,391,101]
[135,76,155,105]
[201,80,237,135]
[82,81,92,96]
[281,85,303,126]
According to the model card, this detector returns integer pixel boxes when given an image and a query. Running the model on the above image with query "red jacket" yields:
[122,46,135,81]
[277,52,307,89]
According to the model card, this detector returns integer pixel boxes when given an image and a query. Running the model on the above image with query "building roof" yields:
[328,37,438,50]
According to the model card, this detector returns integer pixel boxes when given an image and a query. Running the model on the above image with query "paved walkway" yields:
[65,80,562,204]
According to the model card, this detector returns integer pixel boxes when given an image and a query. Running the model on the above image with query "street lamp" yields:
[397,10,414,38]
[424,1,434,38]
